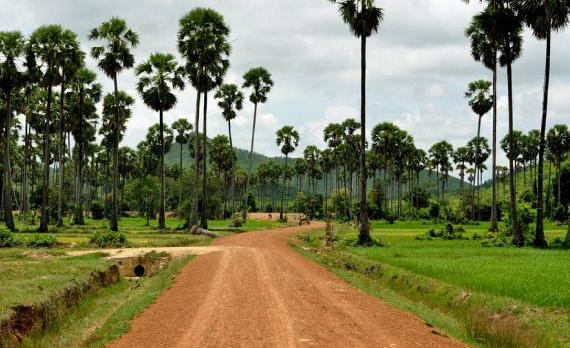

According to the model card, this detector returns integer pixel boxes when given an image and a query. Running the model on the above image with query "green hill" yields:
[165,144,465,196]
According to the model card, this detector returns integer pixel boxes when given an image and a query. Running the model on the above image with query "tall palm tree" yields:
[324,123,344,215]
[517,0,570,247]
[329,0,384,245]
[136,53,184,229]
[28,25,69,232]
[178,8,231,228]
[276,126,300,220]
[55,29,83,227]
[172,118,192,205]
[242,67,273,218]
[89,17,139,232]
[546,124,570,207]
[215,83,243,214]
[69,68,102,225]
[0,31,26,231]
[465,79,495,228]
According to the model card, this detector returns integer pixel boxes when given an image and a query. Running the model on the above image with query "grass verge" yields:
[294,226,569,348]
[21,256,192,348]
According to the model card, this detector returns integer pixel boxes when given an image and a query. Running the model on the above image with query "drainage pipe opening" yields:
[134,264,145,277]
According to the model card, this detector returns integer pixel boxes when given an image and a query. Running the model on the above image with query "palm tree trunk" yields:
[245,102,259,219]
[280,155,288,220]
[534,27,551,247]
[158,109,166,229]
[201,90,208,229]
[110,74,120,232]
[192,88,201,227]
[490,54,499,231]
[179,143,183,206]
[358,13,371,244]
[506,57,522,246]
[57,83,65,227]
[75,92,85,225]
[228,120,235,214]
[3,91,15,231]
[22,116,29,213]
[39,83,53,232]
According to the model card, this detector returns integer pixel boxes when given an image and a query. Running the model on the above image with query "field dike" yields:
[0,264,120,347]
[294,237,568,348]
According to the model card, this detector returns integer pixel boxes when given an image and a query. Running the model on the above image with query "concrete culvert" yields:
[134,264,145,277]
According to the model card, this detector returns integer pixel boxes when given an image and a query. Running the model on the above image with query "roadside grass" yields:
[0,250,111,321]
[21,256,192,348]
[295,221,570,347]
[1,215,287,345]
[7,216,286,248]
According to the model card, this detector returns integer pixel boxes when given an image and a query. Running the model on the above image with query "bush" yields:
[89,231,128,248]
[0,229,20,248]
[91,200,105,220]
[552,205,568,223]
[25,235,57,248]
[429,203,440,219]
[481,234,511,247]
[418,223,468,240]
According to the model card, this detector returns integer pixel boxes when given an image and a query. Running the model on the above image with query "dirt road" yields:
[109,224,467,348]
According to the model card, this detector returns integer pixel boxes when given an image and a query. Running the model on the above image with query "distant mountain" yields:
[165,144,465,195]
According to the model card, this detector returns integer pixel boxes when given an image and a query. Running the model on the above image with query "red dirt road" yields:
[109,224,467,348]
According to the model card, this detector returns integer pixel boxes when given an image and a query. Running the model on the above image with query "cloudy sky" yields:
[3,0,569,173]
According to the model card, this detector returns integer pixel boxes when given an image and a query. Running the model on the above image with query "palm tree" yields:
[517,0,570,247]
[276,126,300,220]
[0,31,26,231]
[215,84,244,214]
[136,53,184,229]
[324,123,344,215]
[304,145,322,218]
[28,25,69,232]
[178,8,231,228]
[467,5,523,239]
[329,0,383,245]
[89,17,139,232]
[69,68,102,225]
[172,118,192,205]
[465,80,493,140]
[55,29,83,227]
[546,124,570,207]
[242,67,273,218]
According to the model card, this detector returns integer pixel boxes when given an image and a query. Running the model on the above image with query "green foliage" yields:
[0,229,19,247]
[90,200,105,220]
[25,234,57,248]
[89,231,128,248]
[417,223,468,241]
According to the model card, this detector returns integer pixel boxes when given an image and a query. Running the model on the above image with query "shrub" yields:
[429,203,440,219]
[481,234,510,247]
[89,231,128,248]
[231,212,243,227]
[471,232,482,240]
[0,229,20,248]
[552,205,567,223]
[25,234,57,248]
[418,223,468,241]
[91,200,105,220]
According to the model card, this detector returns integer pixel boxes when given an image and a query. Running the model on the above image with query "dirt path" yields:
[108,224,467,348]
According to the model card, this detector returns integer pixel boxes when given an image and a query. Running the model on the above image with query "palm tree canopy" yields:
[466,6,524,68]
[242,67,273,104]
[330,0,384,38]
[215,83,244,122]
[136,53,184,113]
[0,31,27,94]
[28,25,74,87]
[172,118,193,145]
[324,123,344,148]
[89,17,139,78]
[517,0,570,39]
[465,80,493,116]
[500,130,524,161]
[468,136,491,165]
[178,8,231,91]
[100,91,134,145]
[546,124,570,159]
[276,125,300,156]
